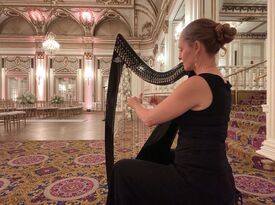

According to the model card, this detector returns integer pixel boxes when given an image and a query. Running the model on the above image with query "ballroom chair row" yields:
[0,100,83,119]
[0,111,27,132]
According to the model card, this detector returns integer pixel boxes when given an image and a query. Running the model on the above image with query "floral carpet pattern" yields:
[0,141,108,205]
[0,120,274,204]
[230,158,275,205]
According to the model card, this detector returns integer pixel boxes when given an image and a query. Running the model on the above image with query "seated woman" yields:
[107,18,237,205]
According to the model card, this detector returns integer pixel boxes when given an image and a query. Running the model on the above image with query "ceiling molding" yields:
[236,32,266,39]
[0,0,135,8]
[221,4,267,14]
[146,0,158,17]
[0,0,268,51]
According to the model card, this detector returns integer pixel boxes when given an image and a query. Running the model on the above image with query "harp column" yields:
[257,0,275,161]
[36,52,46,101]
[84,52,93,111]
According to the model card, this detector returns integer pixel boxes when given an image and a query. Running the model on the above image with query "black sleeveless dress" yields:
[107,73,236,205]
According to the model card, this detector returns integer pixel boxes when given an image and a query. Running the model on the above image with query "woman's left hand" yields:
[127,96,142,109]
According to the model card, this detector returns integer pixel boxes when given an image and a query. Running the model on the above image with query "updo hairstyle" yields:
[180,18,237,55]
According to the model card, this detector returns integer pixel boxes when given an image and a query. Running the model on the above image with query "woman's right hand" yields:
[128,96,142,109]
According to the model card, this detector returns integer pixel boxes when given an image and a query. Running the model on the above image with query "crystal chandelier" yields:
[42,0,61,55]
[42,32,60,54]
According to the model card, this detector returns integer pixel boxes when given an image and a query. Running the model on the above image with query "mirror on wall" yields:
[7,76,28,100]
[55,76,77,101]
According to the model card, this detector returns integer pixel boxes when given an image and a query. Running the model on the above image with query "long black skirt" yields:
[106,159,234,205]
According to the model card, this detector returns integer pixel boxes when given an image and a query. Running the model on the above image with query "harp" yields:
[104,34,192,186]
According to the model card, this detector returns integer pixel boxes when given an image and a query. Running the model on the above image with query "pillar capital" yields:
[84,52,93,60]
[36,51,45,59]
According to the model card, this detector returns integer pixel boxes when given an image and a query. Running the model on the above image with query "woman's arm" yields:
[128,76,212,127]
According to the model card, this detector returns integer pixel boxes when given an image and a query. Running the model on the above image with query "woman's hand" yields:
[128,96,142,109]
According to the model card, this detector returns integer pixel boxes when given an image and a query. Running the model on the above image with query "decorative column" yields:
[167,0,184,68]
[84,52,93,111]
[77,59,83,103]
[29,58,35,95]
[167,19,175,68]
[134,10,138,37]
[257,0,275,161]
[35,52,46,101]
[185,0,219,25]
[49,57,54,98]
[1,57,4,99]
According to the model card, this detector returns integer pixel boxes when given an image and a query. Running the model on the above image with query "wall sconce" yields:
[36,72,45,85]
[157,53,165,65]
[36,59,45,85]
[84,67,92,85]
[84,52,93,85]
[80,10,94,29]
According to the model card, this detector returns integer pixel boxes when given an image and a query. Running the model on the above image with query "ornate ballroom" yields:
[0,0,274,204]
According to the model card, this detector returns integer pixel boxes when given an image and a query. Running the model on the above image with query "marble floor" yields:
[0,112,106,141]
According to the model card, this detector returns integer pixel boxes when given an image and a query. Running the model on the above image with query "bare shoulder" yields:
[176,75,210,92]
[171,75,212,111]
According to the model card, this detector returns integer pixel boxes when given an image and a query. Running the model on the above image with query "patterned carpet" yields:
[0,140,108,204]
[0,122,274,204]
[229,156,275,205]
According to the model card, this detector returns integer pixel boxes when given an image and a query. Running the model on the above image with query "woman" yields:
[107,18,237,205]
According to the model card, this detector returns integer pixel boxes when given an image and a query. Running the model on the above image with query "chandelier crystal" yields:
[42,32,60,54]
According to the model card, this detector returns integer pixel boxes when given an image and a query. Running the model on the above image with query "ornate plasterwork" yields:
[84,52,93,60]
[140,22,153,38]
[141,55,155,67]
[79,10,94,30]
[0,0,168,46]
[162,20,168,33]
[95,9,132,33]
[96,0,131,5]
[28,9,46,32]
[4,56,32,74]
[222,4,267,13]
[1,8,20,17]
[0,7,99,36]
[44,0,64,4]
[153,44,158,56]
[36,52,45,59]
[236,32,266,39]
[98,57,111,76]
[52,56,80,74]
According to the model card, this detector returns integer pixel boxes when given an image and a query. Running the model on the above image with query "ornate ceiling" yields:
[169,0,267,39]
[220,0,267,38]
[0,0,268,52]
[0,0,169,50]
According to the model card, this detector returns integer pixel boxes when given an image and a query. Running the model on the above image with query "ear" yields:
[194,40,201,54]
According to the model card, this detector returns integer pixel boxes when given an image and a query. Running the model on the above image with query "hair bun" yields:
[215,23,237,45]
